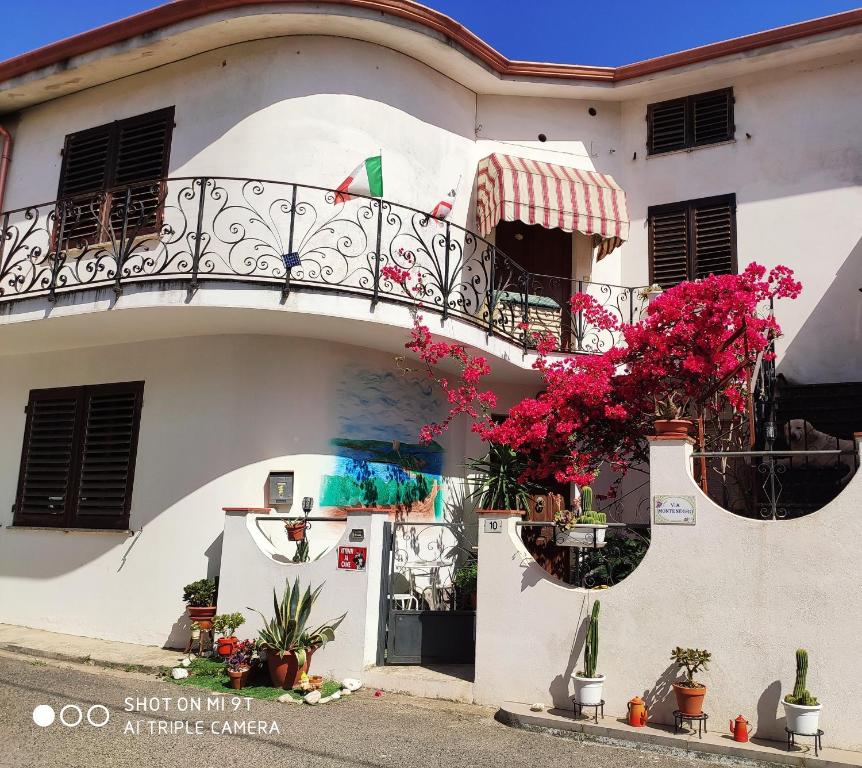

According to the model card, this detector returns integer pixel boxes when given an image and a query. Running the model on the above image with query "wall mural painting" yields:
[319,367,445,519]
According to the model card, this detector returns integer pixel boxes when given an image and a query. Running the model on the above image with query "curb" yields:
[497,703,861,768]
[0,642,174,675]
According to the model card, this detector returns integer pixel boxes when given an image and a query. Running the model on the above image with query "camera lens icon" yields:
[33,705,55,727]
[33,703,110,728]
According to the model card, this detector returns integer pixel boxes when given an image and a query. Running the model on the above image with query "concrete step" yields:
[363,664,474,704]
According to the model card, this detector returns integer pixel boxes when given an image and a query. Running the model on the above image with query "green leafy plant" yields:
[182,578,217,607]
[212,612,245,638]
[248,578,345,667]
[453,560,478,592]
[467,443,539,511]
[784,648,818,706]
[670,647,711,688]
[580,530,650,586]
[582,601,600,678]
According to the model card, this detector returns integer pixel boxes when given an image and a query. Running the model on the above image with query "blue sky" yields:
[0,1,858,66]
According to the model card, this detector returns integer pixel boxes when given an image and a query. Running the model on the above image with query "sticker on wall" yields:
[653,495,696,525]
[337,546,367,571]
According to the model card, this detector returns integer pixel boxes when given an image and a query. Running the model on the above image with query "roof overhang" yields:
[1,1,861,114]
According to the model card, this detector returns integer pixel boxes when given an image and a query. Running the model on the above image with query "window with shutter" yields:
[647,89,734,156]
[648,194,737,289]
[14,382,144,530]
[57,107,174,247]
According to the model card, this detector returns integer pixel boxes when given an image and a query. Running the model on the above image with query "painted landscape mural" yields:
[319,367,445,518]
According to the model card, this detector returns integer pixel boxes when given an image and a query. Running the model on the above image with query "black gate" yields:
[377,521,476,665]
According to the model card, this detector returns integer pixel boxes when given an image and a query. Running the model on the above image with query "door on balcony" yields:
[495,221,573,350]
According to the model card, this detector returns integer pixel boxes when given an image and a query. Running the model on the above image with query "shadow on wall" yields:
[548,593,590,708]
[781,236,862,384]
[755,679,783,740]
[643,662,679,724]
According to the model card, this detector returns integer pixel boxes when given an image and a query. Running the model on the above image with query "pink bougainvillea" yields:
[391,262,800,487]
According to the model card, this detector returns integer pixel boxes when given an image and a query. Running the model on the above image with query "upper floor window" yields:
[647,89,734,156]
[648,194,737,289]
[14,381,144,530]
[57,107,174,246]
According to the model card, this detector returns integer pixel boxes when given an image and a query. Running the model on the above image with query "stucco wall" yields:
[618,55,862,384]
[474,438,862,751]
[0,333,478,647]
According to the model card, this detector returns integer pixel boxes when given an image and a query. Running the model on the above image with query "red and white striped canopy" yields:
[476,153,630,259]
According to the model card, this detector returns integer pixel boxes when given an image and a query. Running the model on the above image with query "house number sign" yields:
[653,495,696,525]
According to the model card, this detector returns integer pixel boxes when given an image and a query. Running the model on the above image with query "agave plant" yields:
[467,443,539,511]
[248,577,345,667]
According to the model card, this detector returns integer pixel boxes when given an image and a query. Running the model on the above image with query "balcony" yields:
[0,177,648,353]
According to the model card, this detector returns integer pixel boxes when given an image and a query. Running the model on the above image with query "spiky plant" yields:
[248,578,345,667]
[583,601,600,678]
[574,487,606,525]
[784,648,818,706]
[467,444,540,511]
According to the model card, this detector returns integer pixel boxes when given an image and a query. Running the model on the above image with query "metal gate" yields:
[377,520,476,665]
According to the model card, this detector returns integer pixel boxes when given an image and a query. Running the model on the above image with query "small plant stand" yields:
[673,710,708,738]
[571,698,604,724]
[785,727,823,757]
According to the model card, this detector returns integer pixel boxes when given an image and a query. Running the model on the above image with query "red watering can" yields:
[730,715,751,742]
[627,696,648,727]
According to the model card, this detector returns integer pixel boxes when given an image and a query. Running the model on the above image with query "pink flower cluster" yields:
[398,262,800,487]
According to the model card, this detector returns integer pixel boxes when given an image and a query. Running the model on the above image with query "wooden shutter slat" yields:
[649,89,733,155]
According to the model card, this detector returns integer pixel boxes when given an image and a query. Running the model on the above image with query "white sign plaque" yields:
[653,495,696,525]
[483,518,503,534]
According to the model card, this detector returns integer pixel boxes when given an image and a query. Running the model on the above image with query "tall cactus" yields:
[584,600,600,677]
[581,486,594,513]
[793,648,808,700]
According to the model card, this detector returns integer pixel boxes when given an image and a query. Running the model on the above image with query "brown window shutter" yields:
[649,205,690,289]
[692,89,734,148]
[647,98,687,155]
[14,388,83,527]
[693,197,736,279]
[74,382,144,530]
[57,126,112,245]
[109,108,174,233]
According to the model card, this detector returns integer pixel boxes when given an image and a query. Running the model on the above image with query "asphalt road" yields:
[0,654,703,768]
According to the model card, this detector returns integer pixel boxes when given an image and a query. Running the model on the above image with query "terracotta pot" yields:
[673,682,707,716]
[654,419,692,438]
[216,636,238,658]
[267,650,314,689]
[228,667,249,690]
[285,521,306,542]
[187,605,217,622]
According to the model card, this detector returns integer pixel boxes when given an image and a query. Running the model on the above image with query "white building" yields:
[0,0,859,668]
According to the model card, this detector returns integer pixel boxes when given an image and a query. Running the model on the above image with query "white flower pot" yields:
[572,673,604,706]
[555,525,607,548]
[783,700,822,735]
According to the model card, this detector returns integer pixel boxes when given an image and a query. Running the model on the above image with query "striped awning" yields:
[476,153,630,259]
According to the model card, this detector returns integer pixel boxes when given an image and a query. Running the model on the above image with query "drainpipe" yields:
[0,124,11,214]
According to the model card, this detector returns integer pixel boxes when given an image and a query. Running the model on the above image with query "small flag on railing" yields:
[334,155,383,203]
[282,252,301,270]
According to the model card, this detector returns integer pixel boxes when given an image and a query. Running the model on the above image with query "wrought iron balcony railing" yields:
[0,177,648,352]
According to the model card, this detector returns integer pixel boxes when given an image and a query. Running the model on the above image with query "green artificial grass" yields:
[168,658,344,702]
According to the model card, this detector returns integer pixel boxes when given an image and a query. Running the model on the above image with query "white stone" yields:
[277,693,301,704]
[342,678,361,691]
[171,668,189,680]
[529,703,544,712]
[180,658,192,668]
[303,690,321,705]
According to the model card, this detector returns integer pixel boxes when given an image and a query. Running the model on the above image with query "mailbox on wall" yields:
[267,472,294,506]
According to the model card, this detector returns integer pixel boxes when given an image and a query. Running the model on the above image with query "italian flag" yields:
[335,155,383,203]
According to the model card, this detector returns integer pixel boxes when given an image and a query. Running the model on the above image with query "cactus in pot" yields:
[572,600,604,707]
[783,648,822,735]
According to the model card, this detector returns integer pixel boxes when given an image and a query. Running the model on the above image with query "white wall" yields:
[474,437,862,751]
[0,333,482,647]
[617,56,862,383]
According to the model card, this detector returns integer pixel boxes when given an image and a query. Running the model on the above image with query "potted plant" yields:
[467,443,538,512]
[670,647,711,716]
[783,648,822,735]
[572,601,603,706]
[453,559,478,609]
[213,612,245,658]
[226,639,255,690]
[554,487,608,548]
[284,518,307,542]
[654,393,692,438]
[183,578,218,622]
[248,577,345,689]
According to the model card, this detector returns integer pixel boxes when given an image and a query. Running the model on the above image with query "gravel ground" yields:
[0,652,707,768]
